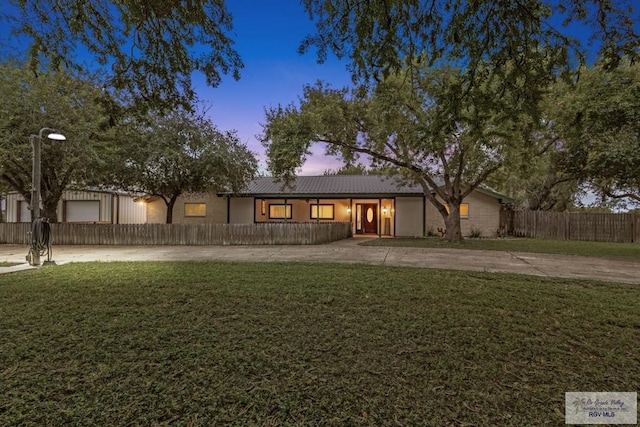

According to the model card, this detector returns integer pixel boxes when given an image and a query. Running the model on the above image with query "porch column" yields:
[393,198,396,237]
[378,198,382,238]
[423,196,427,237]
[317,198,320,224]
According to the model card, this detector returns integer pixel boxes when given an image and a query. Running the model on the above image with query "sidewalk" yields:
[1,240,638,284]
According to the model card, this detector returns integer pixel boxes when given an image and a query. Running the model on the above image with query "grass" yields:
[362,237,640,260]
[1,262,639,426]
[0,262,21,267]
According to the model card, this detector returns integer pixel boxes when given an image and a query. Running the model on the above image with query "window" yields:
[185,203,206,217]
[445,203,469,218]
[310,204,334,220]
[269,204,292,219]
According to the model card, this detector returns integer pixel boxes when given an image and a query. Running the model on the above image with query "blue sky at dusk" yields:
[197,1,352,175]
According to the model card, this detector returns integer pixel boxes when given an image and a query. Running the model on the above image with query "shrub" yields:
[468,227,483,238]
[425,226,438,237]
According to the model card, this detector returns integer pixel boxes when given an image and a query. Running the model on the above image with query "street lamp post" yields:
[28,127,66,266]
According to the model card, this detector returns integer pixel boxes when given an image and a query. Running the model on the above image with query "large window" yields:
[269,204,292,219]
[185,203,206,217]
[310,204,334,220]
[445,203,469,218]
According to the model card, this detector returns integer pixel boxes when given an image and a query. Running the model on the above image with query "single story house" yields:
[4,189,147,224]
[4,176,511,237]
[145,175,512,238]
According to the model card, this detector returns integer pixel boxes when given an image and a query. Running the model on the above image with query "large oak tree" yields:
[108,108,257,223]
[262,62,543,242]
[0,61,112,222]
[547,59,640,206]
[270,0,638,232]
[487,58,640,211]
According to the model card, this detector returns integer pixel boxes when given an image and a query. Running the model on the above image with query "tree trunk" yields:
[42,198,59,223]
[165,194,179,224]
[442,202,463,243]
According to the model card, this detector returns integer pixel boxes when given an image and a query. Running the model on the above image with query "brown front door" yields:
[362,204,377,234]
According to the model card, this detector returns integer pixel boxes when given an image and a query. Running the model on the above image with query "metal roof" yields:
[226,175,512,202]
[237,175,429,197]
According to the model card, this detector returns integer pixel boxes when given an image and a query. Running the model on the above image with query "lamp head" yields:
[46,132,66,141]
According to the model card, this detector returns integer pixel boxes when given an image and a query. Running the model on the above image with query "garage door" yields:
[65,200,100,222]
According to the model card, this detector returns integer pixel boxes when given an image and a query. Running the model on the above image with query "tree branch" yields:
[316,136,448,199]
[600,187,640,202]
[461,163,501,199]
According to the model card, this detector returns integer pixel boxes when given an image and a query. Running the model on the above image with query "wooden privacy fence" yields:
[512,210,640,243]
[0,222,352,245]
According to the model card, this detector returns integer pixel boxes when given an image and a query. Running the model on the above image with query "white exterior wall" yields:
[117,196,147,224]
[395,197,424,237]
[4,191,146,223]
[6,193,33,222]
[5,193,23,222]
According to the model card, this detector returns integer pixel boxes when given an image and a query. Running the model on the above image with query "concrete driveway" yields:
[1,239,638,284]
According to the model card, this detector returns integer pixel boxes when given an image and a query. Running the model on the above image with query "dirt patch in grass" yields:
[1,262,638,426]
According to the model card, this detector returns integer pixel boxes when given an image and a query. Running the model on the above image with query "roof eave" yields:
[221,192,425,198]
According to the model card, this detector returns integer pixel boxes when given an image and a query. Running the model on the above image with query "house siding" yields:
[425,191,502,238]
[146,193,227,224]
[5,193,21,222]
[118,196,148,224]
[5,190,146,224]
[395,197,424,237]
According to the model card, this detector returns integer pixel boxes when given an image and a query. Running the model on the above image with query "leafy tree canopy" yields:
[487,58,640,211]
[0,60,114,222]
[107,107,257,223]
[262,61,539,241]
[546,59,640,205]
[1,0,243,113]
[295,1,638,218]
[301,0,639,84]
[322,163,392,175]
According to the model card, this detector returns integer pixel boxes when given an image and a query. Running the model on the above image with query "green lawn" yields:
[362,237,640,259]
[1,262,638,426]
[0,262,21,267]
